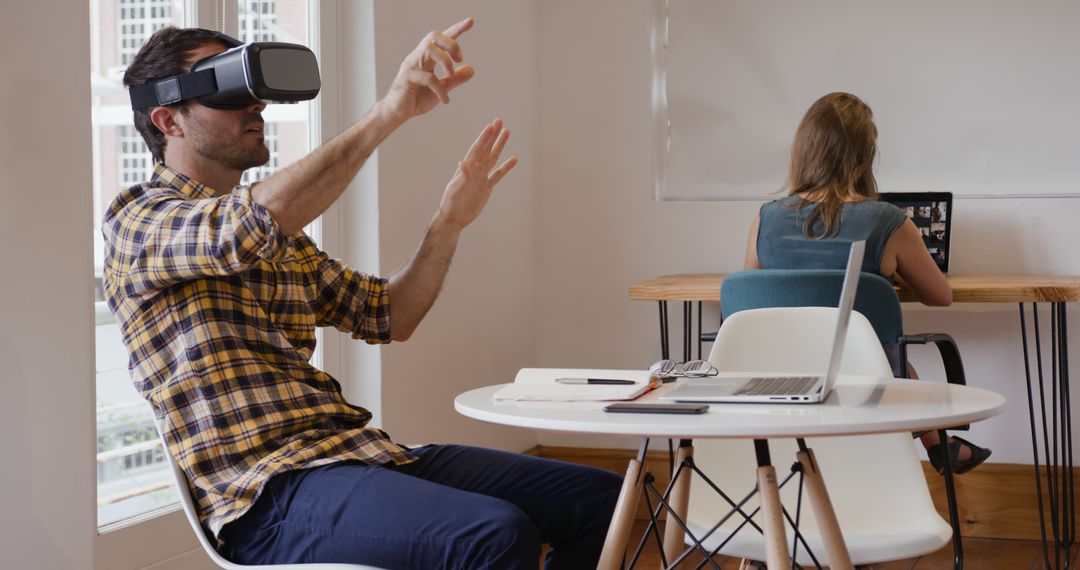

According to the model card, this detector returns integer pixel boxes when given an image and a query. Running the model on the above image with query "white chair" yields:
[156,424,382,569]
[683,307,952,566]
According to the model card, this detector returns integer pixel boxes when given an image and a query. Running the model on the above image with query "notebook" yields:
[493,368,655,402]
[660,240,865,404]
[879,191,952,273]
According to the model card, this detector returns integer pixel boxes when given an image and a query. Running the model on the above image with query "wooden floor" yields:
[541,521,1079,569]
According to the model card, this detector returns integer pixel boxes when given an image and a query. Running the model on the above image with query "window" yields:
[118,125,152,186]
[118,0,171,66]
[90,0,317,531]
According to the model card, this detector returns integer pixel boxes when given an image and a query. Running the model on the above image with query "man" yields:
[104,20,621,569]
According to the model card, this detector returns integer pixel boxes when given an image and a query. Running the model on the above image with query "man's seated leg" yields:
[219,444,622,569]
[219,458,542,569]
[391,444,623,569]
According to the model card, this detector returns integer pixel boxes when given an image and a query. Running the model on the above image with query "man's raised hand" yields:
[383,17,476,124]
[436,118,517,232]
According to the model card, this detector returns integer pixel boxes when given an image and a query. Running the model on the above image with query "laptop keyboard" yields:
[735,376,820,396]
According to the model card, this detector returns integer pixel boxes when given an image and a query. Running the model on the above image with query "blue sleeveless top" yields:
[756,196,907,277]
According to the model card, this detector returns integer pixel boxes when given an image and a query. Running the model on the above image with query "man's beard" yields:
[185,110,271,173]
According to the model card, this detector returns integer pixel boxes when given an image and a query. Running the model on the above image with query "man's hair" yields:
[123,27,226,163]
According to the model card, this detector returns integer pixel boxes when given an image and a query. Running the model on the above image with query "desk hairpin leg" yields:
[683,301,693,362]
[1061,302,1075,559]
[656,301,701,363]
[1019,302,1075,570]
[1056,302,1075,560]
[659,302,670,360]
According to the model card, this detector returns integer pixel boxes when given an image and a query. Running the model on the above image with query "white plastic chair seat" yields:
[157,424,383,569]
[685,308,951,566]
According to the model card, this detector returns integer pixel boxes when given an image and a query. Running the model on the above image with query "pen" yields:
[555,378,637,385]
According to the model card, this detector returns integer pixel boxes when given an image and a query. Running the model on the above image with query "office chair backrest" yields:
[721,269,903,346]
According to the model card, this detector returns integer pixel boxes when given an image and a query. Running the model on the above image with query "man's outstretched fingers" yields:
[488,156,518,186]
[464,122,497,165]
[489,128,510,165]
[423,41,456,78]
[442,65,475,93]
[443,17,474,43]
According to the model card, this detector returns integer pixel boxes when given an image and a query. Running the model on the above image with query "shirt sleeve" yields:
[111,186,288,298]
[303,241,392,344]
[882,203,909,239]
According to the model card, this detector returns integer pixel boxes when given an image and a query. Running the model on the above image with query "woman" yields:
[744,92,990,474]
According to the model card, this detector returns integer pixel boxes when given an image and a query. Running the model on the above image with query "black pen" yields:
[555,378,636,385]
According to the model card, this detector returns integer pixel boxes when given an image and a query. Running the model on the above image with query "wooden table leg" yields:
[662,439,694,561]
[797,444,854,570]
[755,440,792,570]
[599,441,648,570]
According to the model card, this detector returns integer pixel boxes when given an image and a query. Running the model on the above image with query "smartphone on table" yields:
[604,402,708,415]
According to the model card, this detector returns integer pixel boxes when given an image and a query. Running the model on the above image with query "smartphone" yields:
[604,402,708,415]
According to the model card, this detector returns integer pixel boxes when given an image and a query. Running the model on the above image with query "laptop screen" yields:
[820,239,864,395]
[879,192,953,273]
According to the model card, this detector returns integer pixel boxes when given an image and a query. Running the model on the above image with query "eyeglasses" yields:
[677,360,718,378]
[650,359,718,379]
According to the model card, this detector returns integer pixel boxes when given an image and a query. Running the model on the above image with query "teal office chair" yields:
[716,269,967,391]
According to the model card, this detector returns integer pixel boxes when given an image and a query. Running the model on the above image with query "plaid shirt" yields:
[102,164,414,539]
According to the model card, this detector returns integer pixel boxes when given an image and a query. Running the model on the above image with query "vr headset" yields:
[129,30,320,111]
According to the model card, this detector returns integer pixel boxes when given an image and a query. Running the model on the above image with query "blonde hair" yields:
[786,92,879,238]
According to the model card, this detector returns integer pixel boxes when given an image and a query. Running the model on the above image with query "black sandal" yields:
[928,435,992,475]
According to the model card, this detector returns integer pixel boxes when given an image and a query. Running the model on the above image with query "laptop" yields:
[660,240,865,404]
[879,192,952,273]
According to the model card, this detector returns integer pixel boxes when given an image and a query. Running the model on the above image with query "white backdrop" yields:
[657,0,1080,200]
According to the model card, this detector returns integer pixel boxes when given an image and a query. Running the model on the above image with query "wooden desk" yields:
[629,272,1080,569]
[630,273,1080,303]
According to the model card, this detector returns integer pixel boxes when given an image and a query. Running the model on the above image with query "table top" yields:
[455,374,1006,439]
[628,273,1080,303]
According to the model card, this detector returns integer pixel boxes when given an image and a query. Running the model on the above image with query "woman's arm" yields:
[744,214,762,269]
[881,218,952,306]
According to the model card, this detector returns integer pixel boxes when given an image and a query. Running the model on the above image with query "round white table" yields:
[455,374,1006,570]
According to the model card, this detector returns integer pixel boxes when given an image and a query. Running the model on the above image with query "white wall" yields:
[533,0,1080,463]
[367,2,540,450]
[2,4,1076,567]
[0,1,96,569]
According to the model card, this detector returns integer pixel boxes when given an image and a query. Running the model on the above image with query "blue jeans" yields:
[219,444,623,569]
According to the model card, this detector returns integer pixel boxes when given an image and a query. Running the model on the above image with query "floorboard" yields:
[539,521,1076,569]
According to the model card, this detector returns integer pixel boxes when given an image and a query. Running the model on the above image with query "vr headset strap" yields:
[129,68,218,110]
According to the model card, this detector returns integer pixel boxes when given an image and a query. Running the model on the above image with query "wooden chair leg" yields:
[797,447,854,570]
[757,464,792,570]
[662,441,694,561]
[599,454,645,570]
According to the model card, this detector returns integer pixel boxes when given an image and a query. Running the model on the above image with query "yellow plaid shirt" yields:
[102,164,414,539]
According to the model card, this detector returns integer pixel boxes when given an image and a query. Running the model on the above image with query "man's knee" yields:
[465,502,540,569]
[583,468,624,519]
